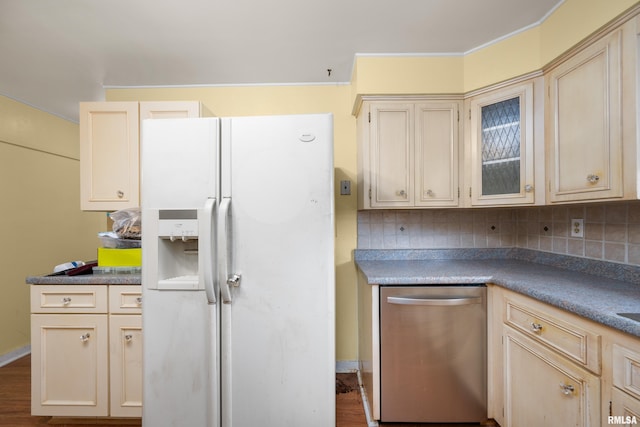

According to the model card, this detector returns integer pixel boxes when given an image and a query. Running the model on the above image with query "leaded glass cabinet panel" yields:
[469,82,535,206]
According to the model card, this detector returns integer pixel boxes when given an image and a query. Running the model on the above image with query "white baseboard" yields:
[0,345,31,367]
[336,360,358,373]
[356,369,378,426]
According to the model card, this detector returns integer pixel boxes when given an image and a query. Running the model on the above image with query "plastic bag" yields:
[110,208,141,239]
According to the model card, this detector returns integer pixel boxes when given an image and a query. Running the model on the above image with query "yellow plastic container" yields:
[97,247,142,267]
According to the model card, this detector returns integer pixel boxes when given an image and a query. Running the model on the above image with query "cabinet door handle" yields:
[61,297,72,305]
[80,333,91,342]
[559,382,575,395]
[587,174,600,184]
[531,322,543,333]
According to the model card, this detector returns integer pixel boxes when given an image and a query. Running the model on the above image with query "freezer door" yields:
[141,117,219,210]
[219,114,335,427]
[142,289,219,427]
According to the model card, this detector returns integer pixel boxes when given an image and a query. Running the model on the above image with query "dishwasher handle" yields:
[387,295,482,306]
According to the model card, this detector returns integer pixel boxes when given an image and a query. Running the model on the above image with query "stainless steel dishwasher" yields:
[380,285,487,423]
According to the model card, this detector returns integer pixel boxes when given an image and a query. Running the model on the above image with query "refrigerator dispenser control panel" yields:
[158,209,199,241]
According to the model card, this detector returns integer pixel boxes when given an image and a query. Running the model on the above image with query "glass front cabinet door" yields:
[468,81,535,206]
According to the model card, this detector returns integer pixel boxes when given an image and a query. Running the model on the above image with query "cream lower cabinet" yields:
[80,100,211,211]
[611,339,640,424]
[108,285,142,417]
[489,285,603,427]
[357,97,461,209]
[490,285,640,427]
[31,284,142,418]
[503,327,600,426]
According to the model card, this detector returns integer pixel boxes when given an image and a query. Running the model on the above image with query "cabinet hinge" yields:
[368,188,372,200]
[457,110,460,122]
[368,112,371,123]
[457,187,460,198]
[469,187,472,197]
[468,109,471,120]
[609,400,612,417]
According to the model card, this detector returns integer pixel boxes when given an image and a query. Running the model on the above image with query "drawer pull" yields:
[61,297,72,305]
[531,322,543,333]
[80,333,91,342]
[125,334,133,342]
[559,383,575,395]
[135,297,142,306]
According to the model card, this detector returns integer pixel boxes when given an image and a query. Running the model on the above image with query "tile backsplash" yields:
[357,200,640,266]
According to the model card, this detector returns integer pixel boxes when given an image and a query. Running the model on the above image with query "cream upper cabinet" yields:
[546,27,624,203]
[368,102,414,208]
[80,102,140,211]
[466,79,541,207]
[80,101,209,211]
[358,98,461,209]
[415,102,460,207]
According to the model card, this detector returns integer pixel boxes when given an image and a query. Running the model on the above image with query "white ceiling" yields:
[0,0,563,123]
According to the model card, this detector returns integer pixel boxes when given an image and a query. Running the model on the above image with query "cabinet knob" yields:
[80,333,91,342]
[531,322,543,333]
[125,334,133,343]
[61,297,72,305]
[524,184,533,193]
[586,174,600,184]
[397,190,406,197]
[117,190,124,198]
[426,189,434,197]
[559,382,575,395]
[135,297,142,306]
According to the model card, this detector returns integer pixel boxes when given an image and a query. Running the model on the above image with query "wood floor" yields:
[2,356,492,427]
[0,356,368,427]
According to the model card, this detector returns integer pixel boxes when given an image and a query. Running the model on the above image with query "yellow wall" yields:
[351,0,639,103]
[107,85,359,362]
[0,96,105,358]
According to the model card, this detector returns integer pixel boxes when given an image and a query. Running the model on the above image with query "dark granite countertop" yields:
[355,248,640,338]
[26,274,141,285]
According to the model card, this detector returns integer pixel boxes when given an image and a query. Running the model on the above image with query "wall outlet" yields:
[571,218,584,238]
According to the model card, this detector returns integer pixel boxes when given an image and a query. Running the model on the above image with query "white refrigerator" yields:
[140,114,335,427]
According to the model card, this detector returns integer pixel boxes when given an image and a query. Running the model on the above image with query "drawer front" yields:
[30,285,108,314]
[109,285,142,314]
[613,344,640,401]
[505,298,601,374]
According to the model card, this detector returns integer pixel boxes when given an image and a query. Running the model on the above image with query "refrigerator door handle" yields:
[218,197,239,304]
[201,198,217,304]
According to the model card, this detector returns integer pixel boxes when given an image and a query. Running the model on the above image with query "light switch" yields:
[340,180,351,195]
